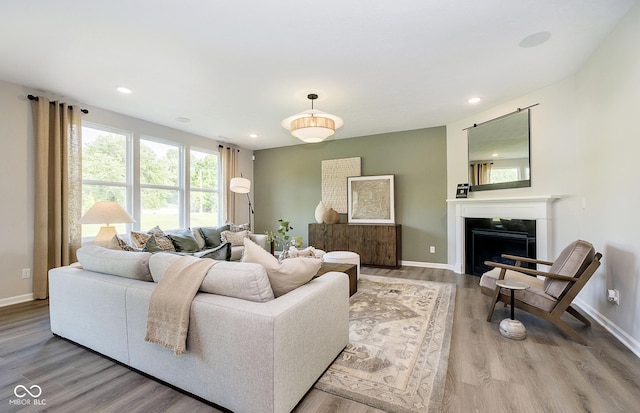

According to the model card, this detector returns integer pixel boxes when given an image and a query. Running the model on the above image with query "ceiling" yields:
[0,0,635,150]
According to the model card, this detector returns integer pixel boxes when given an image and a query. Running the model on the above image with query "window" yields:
[490,168,519,184]
[190,149,220,227]
[139,138,181,230]
[80,125,222,240]
[81,124,131,237]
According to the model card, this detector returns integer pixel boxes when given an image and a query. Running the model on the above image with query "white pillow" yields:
[241,238,321,297]
[221,230,250,246]
[76,245,153,281]
[149,253,274,302]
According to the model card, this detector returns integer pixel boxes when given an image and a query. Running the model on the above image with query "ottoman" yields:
[323,251,360,279]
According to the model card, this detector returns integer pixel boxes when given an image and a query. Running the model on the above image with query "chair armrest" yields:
[484,261,577,282]
[501,254,554,266]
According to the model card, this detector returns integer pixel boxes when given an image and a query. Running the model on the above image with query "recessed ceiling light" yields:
[519,31,551,48]
[492,153,499,157]
[249,133,259,138]
[468,97,481,104]
[176,117,191,123]
[116,86,133,94]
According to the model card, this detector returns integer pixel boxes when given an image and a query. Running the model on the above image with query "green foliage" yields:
[266,219,301,250]
[82,134,220,220]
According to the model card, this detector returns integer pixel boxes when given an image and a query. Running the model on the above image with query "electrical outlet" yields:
[607,289,620,305]
[21,268,31,279]
[429,246,436,254]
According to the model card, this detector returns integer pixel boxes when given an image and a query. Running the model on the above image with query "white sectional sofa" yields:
[49,247,349,413]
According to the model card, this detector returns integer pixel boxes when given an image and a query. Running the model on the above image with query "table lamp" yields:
[78,201,135,247]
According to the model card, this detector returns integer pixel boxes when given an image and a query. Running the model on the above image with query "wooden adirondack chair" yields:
[480,240,602,345]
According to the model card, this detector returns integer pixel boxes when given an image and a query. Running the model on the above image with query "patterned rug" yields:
[315,274,456,413]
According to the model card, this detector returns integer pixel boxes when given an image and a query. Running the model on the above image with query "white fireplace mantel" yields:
[447,195,561,274]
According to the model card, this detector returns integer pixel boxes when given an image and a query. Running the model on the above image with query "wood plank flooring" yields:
[1,266,639,412]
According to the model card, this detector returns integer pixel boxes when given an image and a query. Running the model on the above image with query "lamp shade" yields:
[230,177,251,194]
[281,94,343,143]
[78,201,135,225]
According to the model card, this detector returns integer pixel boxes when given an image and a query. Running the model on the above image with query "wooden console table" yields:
[309,223,401,268]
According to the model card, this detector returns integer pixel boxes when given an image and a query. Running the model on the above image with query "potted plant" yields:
[266,219,302,258]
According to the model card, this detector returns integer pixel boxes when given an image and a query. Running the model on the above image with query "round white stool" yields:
[323,251,360,279]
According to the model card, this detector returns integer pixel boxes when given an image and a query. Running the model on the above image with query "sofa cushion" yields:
[168,228,201,253]
[76,245,153,282]
[198,225,230,248]
[241,238,321,297]
[149,253,274,302]
[545,240,595,299]
[480,267,556,312]
[221,230,250,247]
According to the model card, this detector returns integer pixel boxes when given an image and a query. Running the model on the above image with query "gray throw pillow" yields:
[142,235,164,252]
[199,225,230,248]
[168,228,201,252]
[195,242,232,261]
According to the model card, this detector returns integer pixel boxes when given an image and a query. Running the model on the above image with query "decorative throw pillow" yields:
[168,228,201,253]
[199,224,230,248]
[227,222,250,232]
[108,235,137,251]
[147,225,176,251]
[195,242,232,261]
[241,238,321,297]
[221,230,250,247]
[130,231,151,249]
[142,235,164,252]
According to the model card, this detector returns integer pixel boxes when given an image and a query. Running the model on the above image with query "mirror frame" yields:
[467,107,533,192]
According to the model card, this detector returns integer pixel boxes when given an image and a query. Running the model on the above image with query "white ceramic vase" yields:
[314,201,327,224]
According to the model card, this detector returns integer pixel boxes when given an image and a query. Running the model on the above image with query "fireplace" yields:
[448,196,560,274]
[465,218,536,276]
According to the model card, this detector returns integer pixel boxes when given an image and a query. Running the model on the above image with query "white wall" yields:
[0,82,35,306]
[447,3,640,354]
[0,80,253,305]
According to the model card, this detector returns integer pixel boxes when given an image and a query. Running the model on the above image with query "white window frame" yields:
[81,122,133,241]
[189,147,222,227]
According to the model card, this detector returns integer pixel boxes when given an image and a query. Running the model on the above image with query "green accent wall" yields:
[254,126,447,263]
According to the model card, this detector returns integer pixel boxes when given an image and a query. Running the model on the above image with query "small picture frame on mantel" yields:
[456,183,470,199]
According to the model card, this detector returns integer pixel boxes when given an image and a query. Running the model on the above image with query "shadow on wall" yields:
[604,243,639,337]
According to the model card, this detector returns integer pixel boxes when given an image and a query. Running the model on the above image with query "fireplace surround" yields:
[448,196,560,274]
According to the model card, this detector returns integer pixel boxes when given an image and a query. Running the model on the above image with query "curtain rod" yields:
[27,94,89,114]
[462,103,538,131]
[218,144,240,152]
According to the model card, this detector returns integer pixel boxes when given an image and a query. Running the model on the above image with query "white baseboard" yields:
[400,260,454,270]
[574,298,640,358]
[0,293,34,308]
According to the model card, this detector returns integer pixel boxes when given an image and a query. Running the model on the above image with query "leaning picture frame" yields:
[347,174,395,224]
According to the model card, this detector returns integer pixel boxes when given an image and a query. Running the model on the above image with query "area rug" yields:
[315,274,456,413]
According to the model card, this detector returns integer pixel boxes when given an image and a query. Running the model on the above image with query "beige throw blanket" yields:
[145,256,217,355]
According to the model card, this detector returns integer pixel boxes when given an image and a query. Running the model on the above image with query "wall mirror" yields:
[467,107,532,192]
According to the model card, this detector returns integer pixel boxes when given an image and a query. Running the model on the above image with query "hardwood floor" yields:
[2,266,639,412]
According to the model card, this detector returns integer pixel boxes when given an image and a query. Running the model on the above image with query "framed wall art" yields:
[347,174,395,224]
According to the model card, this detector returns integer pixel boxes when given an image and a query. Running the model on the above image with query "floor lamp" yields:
[230,176,254,228]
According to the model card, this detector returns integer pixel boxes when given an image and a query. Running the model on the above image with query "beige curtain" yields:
[219,145,239,223]
[31,97,82,299]
[470,162,492,185]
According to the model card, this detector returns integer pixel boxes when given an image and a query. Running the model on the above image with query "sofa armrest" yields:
[250,233,269,251]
